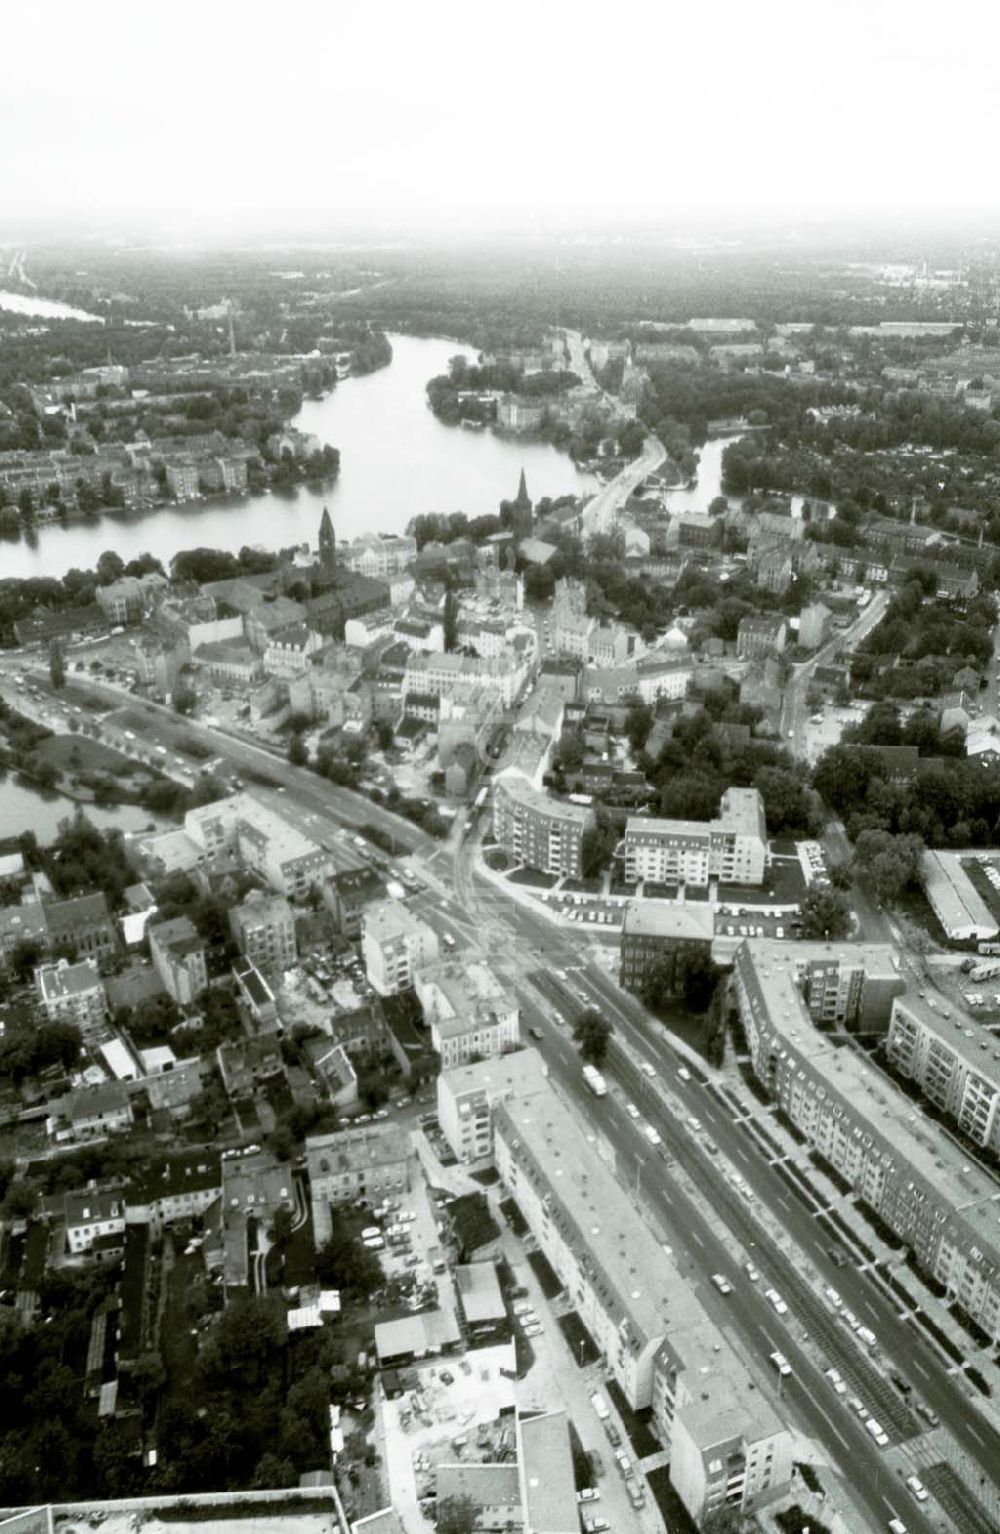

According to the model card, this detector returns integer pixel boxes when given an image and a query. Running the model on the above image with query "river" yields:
[1,334,598,581]
[0,769,165,844]
[0,289,103,323]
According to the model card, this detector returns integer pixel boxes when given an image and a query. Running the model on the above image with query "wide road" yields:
[8,661,431,858]
[779,590,890,757]
[509,972,942,1534]
[581,434,666,539]
[422,838,1000,1507]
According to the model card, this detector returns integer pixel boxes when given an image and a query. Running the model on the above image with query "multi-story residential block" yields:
[229,890,297,976]
[34,957,107,1034]
[494,1085,793,1522]
[362,900,440,995]
[415,955,520,1069]
[340,533,417,579]
[263,621,324,678]
[886,992,1000,1154]
[148,915,208,1005]
[493,776,593,878]
[736,615,788,660]
[185,793,335,899]
[165,460,200,500]
[404,640,536,709]
[193,638,263,686]
[618,902,715,996]
[623,788,768,888]
[306,1125,410,1244]
[436,1050,549,1164]
[126,1151,222,1231]
[733,940,1000,1341]
[322,866,385,937]
[50,1080,133,1141]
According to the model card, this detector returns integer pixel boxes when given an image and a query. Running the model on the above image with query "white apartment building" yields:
[415,956,520,1069]
[734,941,1000,1341]
[229,891,297,976]
[623,787,768,887]
[148,916,208,1006]
[886,992,1000,1154]
[64,1187,126,1256]
[436,1051,550,1164]
[404,640,536,709]
[362,899,441,995]
[34,958,107,1035]
[185,793,335,899]
[306,1126,411,1243]
[340,533,417,579]
[494,1086,793,1523]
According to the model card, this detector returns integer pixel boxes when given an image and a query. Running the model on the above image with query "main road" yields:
[422,833,1000,1520]
[580,433,667,539]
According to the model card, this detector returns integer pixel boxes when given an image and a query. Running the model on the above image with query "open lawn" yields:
[36,732,140,774]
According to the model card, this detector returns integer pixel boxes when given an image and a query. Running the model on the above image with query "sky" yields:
[2,0,999,241]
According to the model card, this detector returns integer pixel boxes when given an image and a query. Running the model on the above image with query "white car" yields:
[905,1476,928,1503]
[711,1273,732,1295]
[765,1288,789,1316]
[687,1117,702,1132]
[640,1061,655,1078]
[744,1262,760,1282]
[824,1367,847,1396]
[677,1066,692,1082]
[625,1102,640,1120]
[576,1489,600,1504]
[864,1418,889,1447]
[643,1124,662,1146]
[523,1322,543,1337]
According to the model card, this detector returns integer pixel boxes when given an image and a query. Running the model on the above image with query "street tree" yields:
[799,887,852,941]
[573,1008,612,1066]
[49,638,65,690]
[437,1496,480,1534]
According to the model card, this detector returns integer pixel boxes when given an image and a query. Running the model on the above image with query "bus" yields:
[582,1064,608,1098]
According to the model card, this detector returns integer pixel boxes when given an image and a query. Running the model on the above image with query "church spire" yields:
[515,467,530,508]
[318,505,336,571]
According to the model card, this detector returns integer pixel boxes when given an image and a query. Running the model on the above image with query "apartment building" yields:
[415,955,520,1069]
[322,866,385,937]
[340,532,417,579]
[229,890,297,977]
[148,916,208,1006]
[886,992,1000,1154]
[43,891,118,960]
[436,1051,550,1164]
[623,788,768,888]
[35,957,107,1035]
[618,902,715,996]
[362,900,440,995]
[306,1125,410,1244]
[493,777,592,879]
[736,615,788,660]
[733,940,1000,1340]
[494,1087,793,1522]
[64,1187,126,1256]
[185,793,335,899]
[404,642,536,709]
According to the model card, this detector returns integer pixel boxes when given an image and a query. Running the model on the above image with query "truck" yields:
[970,960,1000,981]
[582,1064,608,1098]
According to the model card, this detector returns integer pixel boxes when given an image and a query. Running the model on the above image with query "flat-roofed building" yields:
[362,899,440,995]
[886,991,1000,1154]
[494,1084,793,1521]
[623,787,768,888]
[35,957,106,1034]
[437,1050,549,1164]
[186,792,335,899]
[733,940,1000,1341]
[516,1409,579,1534]
[920,850,1000,942]
[493,777,592,878]
[229,890,297,977]
[307,1125,410,1244]
[416,955,519,1069]
[619,902,715,996]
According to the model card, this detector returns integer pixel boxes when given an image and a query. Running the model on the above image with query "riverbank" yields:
[1,334,597,581]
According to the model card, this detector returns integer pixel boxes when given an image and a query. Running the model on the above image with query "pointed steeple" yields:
[318,505,336,571]
[515,467,530,508]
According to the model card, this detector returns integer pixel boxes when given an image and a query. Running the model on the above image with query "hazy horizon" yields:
[2,0,999,246]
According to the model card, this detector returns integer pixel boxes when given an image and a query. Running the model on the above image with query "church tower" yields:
[513,467,533,536]
[318,505,336,572]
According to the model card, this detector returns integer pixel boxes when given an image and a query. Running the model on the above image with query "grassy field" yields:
[36,733,138,774]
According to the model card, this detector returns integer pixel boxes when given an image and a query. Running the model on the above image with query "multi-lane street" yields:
[419,836,1000,1529]
[580,433,667,538]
